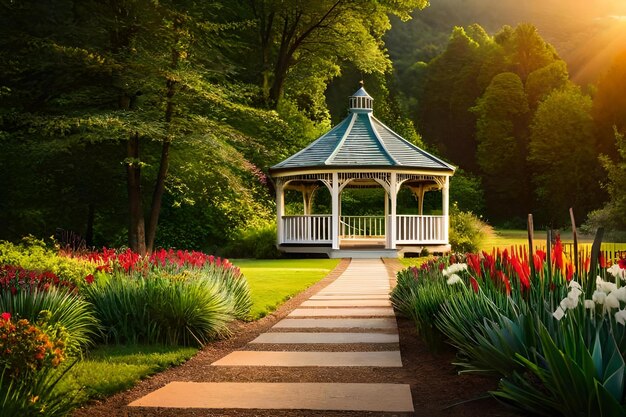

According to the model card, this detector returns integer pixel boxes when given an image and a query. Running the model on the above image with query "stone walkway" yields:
[129,259,413,413]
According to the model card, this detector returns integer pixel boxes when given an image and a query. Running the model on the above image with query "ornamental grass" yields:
[393,237,626,416]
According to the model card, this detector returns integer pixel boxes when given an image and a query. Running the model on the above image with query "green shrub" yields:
[85,273,232,346]
[449,205,490,253]
[0,289,98,355]
[0,238,94,286]
[225,220,281,259]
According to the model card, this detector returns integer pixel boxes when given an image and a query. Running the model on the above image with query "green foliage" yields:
[584,129,626,237]
[0,239,94,286]
[473,71,530,221]
[225,220,281,260]
[391,262,462,347]
[528,87,602,225]
[449,205,490,253]
[0,289,99,355]
[449,169,485,215]
[593,51,626,156]
[85,273,232,346]
[0,364,78,417]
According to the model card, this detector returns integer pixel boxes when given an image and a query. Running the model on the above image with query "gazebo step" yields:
[329,249,397,259]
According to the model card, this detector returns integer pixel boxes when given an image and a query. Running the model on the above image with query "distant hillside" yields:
[386,0,626,85]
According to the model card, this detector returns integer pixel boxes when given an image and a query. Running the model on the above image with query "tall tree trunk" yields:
[268,58,288,108]
[126,132,147,255]
[145,54,178,252]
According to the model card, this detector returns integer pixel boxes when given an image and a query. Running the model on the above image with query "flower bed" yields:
[0,240,253,416]
[392,238,626,416]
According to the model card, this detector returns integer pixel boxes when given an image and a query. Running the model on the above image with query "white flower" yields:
[560,296,578,310]
[596,277,617,294]
[568,287,582,299]
[608,264,626,281]
[569,281,582,290]
[615,309,626,325]
[592,291,607,304]
[584,299,595,309]
[446,274,463,285]
[614,287,626,302]
[553,307,566,320]
[443,263,468,277]
[605,293,620,310]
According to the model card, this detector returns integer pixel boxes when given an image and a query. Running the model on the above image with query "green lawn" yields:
[481,229,626,252]
[57,345,197,404]
[234,258,341,319]
[398,257,429,268]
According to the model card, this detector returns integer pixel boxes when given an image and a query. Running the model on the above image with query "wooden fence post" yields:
[528,214,534,275]
[569,208,579,275]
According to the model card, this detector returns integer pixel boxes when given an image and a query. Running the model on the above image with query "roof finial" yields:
[359,80,364,88]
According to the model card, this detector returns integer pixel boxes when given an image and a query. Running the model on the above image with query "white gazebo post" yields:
[389,172,397,250]
[384,191,389,247]
[331,172,340,250]
[442,176,450,242]
[276,180,285,245]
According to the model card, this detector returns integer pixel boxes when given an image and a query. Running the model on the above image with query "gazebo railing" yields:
[282,215,332,244]
[340,216,385,239]
[280,214,446,245]
[396,215,446,243]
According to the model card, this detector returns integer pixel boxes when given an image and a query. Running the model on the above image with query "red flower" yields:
[553,236,563,271]
[84,274,95,285]
[619,258,626,270]
[466,253,481,277]
[566,263,574,281]
[599,253,606,269]
[496,271,511,295]
[1,312,10,322]
[470,277,480,293]
[511,257,530,290]
[536,250,546,262]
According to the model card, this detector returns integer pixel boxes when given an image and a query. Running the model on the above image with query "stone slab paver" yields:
[288,307,395,317]
[128,382,414,412]
[250,332,399,344]
[301,299,391,307]
[211,350,402,367]
[272,318,398,329]
[309,295,390,300]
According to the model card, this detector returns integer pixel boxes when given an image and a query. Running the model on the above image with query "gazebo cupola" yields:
[349,85,374,113]
[269,84,455,258]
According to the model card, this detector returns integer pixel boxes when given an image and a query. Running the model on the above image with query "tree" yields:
[528,88,601,225]
[0,1,261,253]
[244,0,428,108]
[585,129,626,236]
[499,23,558,82]
[525,60,570,109]
[417,25,504,170]
[472,72,530,221]
[593,51,626,157]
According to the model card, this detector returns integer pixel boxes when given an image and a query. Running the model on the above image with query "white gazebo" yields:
[269,85,455,258]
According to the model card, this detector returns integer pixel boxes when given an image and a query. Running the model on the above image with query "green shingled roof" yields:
[271,88,454,173]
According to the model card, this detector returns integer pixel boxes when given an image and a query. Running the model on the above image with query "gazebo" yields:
[269,85,455,258]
